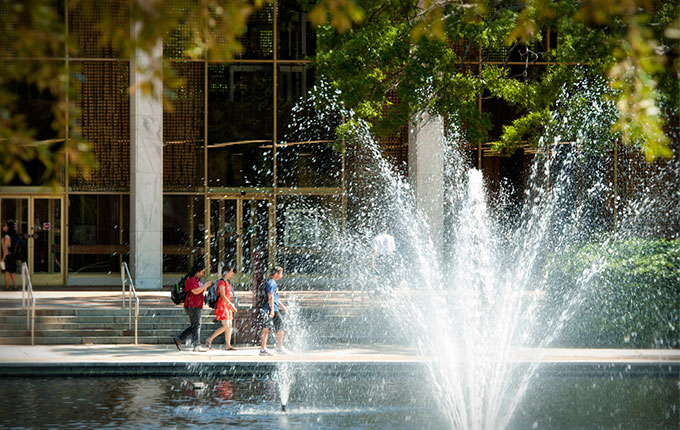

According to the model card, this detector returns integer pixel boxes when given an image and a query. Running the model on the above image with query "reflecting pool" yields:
[2,372,677,429]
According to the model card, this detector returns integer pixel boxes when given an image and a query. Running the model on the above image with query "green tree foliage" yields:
[315,0,679,159]
[0,0,363,186]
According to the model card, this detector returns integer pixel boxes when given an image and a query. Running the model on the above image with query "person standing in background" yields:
[1,220,18,291]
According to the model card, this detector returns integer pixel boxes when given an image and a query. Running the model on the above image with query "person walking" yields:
[259,266,288,356]
[205,264,238,350]
[173,264,211,352]
[1,220,18,291]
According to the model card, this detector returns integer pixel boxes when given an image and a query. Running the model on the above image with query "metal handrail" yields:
[120,262,139,344]
[21,263,35,345]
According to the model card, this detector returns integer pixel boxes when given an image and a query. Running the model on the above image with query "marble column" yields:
[129,21,163,290]
[408,112,445,247]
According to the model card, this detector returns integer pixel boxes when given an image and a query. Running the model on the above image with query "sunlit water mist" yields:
[282,76,678,429]
[273,297,305,410]
[335,119,677,429]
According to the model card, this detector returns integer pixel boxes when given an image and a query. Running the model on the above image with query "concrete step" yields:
[0,321,233,331]
[0,336,168,345]
[0,314,222,323]
[0,305,383,345]
[0,308,185,317]
[0,328,128,337]
[0,307,359,317]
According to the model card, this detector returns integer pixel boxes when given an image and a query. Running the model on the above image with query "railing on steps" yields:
[21,262,35,345]
[120,262,139,344]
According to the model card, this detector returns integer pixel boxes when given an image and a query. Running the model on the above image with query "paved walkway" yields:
[1,344,678,376]
[2,344,679,364]
[1,290,678,377]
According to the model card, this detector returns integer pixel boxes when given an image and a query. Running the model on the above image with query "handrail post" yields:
[22,266,26,308]
[121,264,126,309]
[31,301,35,346]
[128,289,132,330]
[21,263,35,345]
[121,263,139,345]
[135,296,139,344]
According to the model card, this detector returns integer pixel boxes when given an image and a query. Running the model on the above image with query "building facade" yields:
[1,1,676,289]
[0,0,344,289]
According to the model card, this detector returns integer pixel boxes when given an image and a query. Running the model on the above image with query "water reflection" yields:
[1,374,676,429]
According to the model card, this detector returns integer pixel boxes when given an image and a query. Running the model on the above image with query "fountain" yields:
[302,72,680,429]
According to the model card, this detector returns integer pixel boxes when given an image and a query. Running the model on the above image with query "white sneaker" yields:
[259,349,273,356]
[275,347,289,355]
[193,346,208,352]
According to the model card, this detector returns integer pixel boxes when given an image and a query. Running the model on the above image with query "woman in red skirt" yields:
[206,264,238,350]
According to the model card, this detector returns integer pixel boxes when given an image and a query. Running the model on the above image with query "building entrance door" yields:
[0,196,64,285]
[209,196,272,290]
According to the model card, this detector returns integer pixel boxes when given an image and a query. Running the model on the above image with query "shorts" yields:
[260,309,284,332]
[2,255,17,273]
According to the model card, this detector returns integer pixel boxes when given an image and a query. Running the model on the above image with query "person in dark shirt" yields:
[173,264,211,352]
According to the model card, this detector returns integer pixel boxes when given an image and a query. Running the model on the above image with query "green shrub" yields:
[543,238,680,348]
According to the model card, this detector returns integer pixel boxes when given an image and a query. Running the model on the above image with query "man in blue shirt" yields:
[259,266,288,355]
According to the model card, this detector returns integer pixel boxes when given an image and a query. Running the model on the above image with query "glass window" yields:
[33,198,62,274]
[209,199,238,273]
[163,195,205,273]
[277,142,342,188]
[208,144,274,188]
[208,63,274,144]
[276,195,342,274]
[241,199,270,293]
[4,72,63,186]
[68,195,124,273]
[277,0,316,60]
[277,64,339,143]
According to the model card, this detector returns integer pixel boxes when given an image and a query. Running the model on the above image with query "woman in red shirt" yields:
[205,264,238,350]
[173,264,211,352]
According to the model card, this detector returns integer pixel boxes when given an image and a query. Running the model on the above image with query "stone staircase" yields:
[0,306,397,346]
[0,308,219,345]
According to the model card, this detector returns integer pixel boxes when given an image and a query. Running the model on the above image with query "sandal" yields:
[227,346,237,351]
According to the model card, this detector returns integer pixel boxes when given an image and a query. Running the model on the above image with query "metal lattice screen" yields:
[374,92,409,174]
[163,0,200,60]
[616,143,680,236]
[71,61,130,191]
[69,0,129,58]
[163,61,205,191]
[0,1,18,57]
[450,39,477,62]
[234,3,274,59]
[617,145,659,201]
